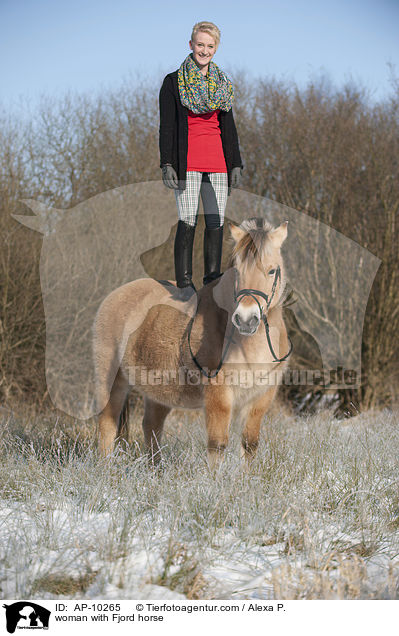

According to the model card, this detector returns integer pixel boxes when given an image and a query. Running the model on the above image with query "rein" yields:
[187,266,293,378]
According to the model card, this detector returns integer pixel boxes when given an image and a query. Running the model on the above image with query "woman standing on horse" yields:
[159,21,243,299]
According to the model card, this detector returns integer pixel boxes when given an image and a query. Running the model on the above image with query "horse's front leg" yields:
[204,385,233,471]
[241,386,277,467]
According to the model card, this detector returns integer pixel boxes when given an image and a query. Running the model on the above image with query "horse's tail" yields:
[118,394,130,445]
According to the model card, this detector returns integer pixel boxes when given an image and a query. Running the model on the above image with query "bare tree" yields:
[0,72,398,412]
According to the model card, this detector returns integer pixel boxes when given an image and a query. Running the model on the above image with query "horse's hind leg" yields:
[142,397,171,465]
[98,369,130,456]
[241,386,277,467]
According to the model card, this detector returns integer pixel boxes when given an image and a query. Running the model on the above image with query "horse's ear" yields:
[229,222,246,244]
[270,221,288,248]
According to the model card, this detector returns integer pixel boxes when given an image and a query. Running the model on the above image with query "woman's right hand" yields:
[161,164,179,189]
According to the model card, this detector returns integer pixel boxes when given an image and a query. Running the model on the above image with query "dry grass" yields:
[0,402,398,599]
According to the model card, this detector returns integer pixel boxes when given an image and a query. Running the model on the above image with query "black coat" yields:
[159,70,243,190]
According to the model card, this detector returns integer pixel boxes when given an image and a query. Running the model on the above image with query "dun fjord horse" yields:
[93,218,291,468]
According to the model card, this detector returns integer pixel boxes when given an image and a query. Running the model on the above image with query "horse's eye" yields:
[268,268,276,276]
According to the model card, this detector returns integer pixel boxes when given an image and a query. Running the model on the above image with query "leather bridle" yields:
[187,265,293,379]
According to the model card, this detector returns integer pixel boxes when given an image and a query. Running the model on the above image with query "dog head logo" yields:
[3,602,50,633]
[13,182,380,418]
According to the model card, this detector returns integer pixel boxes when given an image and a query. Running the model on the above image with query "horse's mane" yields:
[228,217,275,268]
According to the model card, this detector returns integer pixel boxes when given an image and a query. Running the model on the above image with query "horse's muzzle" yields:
[232,310,260,335]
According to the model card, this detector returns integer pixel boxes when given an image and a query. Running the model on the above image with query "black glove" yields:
[228,166,242,196]
[230,166,242,188]
[162,164,179,189]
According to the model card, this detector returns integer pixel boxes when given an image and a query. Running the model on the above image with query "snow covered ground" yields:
[0,407,398,599]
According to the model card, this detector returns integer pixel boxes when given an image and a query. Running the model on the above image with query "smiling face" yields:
[189,30,217,75]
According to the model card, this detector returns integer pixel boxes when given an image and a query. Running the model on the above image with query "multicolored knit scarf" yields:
[177,53,234,114]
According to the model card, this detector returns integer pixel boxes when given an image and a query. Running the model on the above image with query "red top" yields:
[186,108,227,172]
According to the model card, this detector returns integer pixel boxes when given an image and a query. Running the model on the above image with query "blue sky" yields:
[1,0,398,108]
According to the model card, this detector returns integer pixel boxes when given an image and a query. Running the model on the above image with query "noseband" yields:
[233,266,293,367]
[234,264,281,319]
[187,265,293,379]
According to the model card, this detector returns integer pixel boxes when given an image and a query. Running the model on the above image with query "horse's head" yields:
[227,218,288,336]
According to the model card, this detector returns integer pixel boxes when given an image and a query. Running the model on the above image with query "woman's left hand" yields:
[230,167,242,189]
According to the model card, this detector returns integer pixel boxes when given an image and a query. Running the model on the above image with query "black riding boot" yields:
[174,220,196,298]
[203,225,224,286]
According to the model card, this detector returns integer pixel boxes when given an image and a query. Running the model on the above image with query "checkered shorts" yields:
[174,171,228,227]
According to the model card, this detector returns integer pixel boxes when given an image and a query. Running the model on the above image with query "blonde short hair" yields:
[191,21,221,48]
